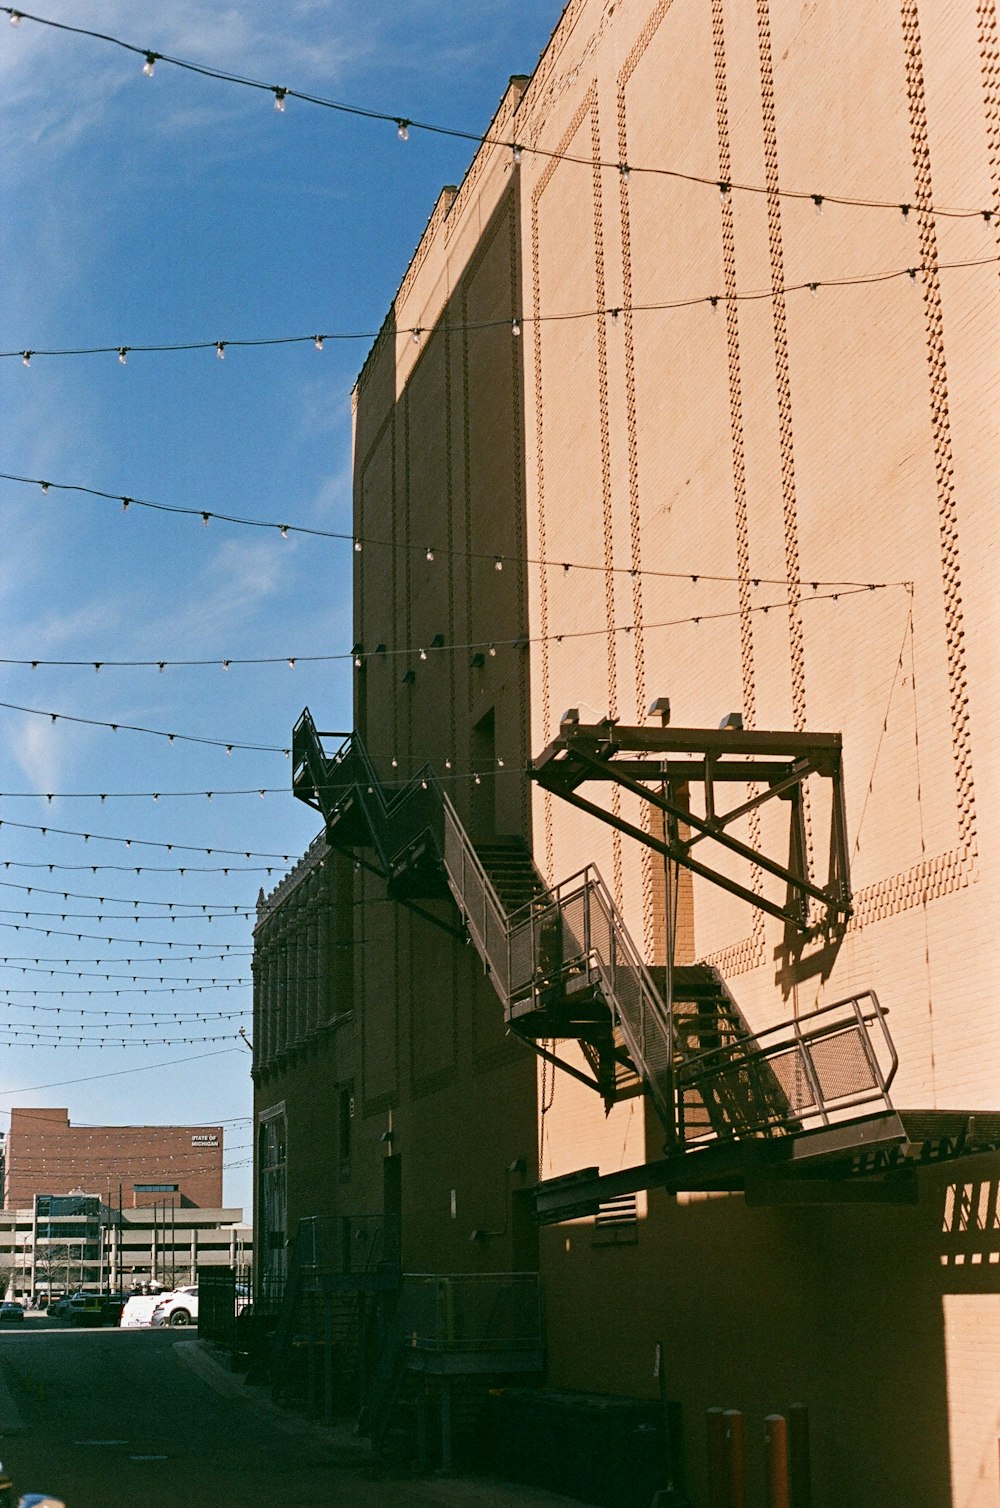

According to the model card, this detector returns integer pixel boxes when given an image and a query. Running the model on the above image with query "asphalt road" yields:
[0,1317,577,1508]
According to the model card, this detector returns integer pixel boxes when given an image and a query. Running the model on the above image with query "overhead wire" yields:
[0,1045,244,1094]
[0,697,289,755]
[1,6,997,221]
[6,252,998,367]
[0,467,912,589]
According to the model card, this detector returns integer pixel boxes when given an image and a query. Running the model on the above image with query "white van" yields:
[119,1294,162,1328]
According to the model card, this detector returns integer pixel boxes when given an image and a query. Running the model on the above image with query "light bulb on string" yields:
[21,352,31,367]
[118,348,128,365]
[718,181,730,201]
[619,163,630,182]
[900,204,911,220]
[353,540,362,553]
[273,87,287,112]
[512,143,523,165]
[511,317,521,337]
[40,481,50,494]
[411,328,421,345]
[425,546,435,562]
[280,525,288,538]
[812,195,824,215]
[9,11,23,25]
[215,342,225,360]
[142,51,157,76]
[314,335,324,351]
[396,119,410,141]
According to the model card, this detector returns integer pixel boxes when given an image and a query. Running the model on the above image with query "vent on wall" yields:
[593,1192,639,1246]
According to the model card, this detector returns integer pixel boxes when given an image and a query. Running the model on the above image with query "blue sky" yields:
[0,0,565,1214]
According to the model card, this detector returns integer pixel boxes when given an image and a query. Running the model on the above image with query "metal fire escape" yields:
[292,708,1000,1215]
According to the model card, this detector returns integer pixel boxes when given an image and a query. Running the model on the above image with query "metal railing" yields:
[501,866,676,1127]
[294,1213,401,1276]
[398,1273,543,1355]
[292,712,899,1156]
[441,799,512,996]
[676,990,897,1144]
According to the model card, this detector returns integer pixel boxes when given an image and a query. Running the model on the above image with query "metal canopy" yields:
[533,716,852,932]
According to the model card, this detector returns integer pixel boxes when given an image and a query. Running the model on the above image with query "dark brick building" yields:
[3,1107,223,1210]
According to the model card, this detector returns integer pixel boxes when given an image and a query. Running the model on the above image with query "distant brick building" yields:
[3,1107,223,1210]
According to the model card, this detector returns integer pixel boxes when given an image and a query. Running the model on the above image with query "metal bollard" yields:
[788,1404,811,1508]
[724,1410,746,1508]
[765,1414,790,1508]
[707,1408,729,1508]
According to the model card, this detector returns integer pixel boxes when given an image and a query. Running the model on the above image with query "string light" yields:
[117,347,127,364]
[0,698,289,754]
[142,50,156,76]
[314,334,324,350]
[425,546,435,562]
[6,253,997,367]
[511,316,521,336]
[2,8,996,222]
[273,86,287,112]
[512,144,523,165]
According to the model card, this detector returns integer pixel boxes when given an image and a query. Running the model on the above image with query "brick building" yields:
[255,3,1000,1503]
[3,1107,223,1210]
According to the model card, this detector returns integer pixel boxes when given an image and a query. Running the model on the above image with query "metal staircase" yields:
[292,709,897,1157]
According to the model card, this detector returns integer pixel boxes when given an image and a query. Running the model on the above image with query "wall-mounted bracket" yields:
[533,719,852,933]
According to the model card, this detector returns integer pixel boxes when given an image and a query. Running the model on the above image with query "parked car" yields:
[45,1295,79,1321]
[119,1294,161,1329]
[65,1292,126,1327]
[0,1304,25,1324]
[150,1286,198,1328]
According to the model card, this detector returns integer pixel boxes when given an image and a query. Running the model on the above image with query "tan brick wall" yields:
[327,2,1000,1500]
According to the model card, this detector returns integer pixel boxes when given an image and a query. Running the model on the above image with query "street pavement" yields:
[0,1312,583,1507]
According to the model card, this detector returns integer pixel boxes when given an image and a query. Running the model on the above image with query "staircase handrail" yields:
[569,866,677,1128]
[293,708,874,1151]
[440,796,517,996]
[676,989,896,1139]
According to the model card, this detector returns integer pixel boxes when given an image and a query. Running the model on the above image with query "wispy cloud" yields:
[7,709,71,793]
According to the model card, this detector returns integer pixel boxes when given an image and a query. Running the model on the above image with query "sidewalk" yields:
[176,1339,585,1508]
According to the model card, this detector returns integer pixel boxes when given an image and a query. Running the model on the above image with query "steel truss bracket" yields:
[533,719,852,933]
